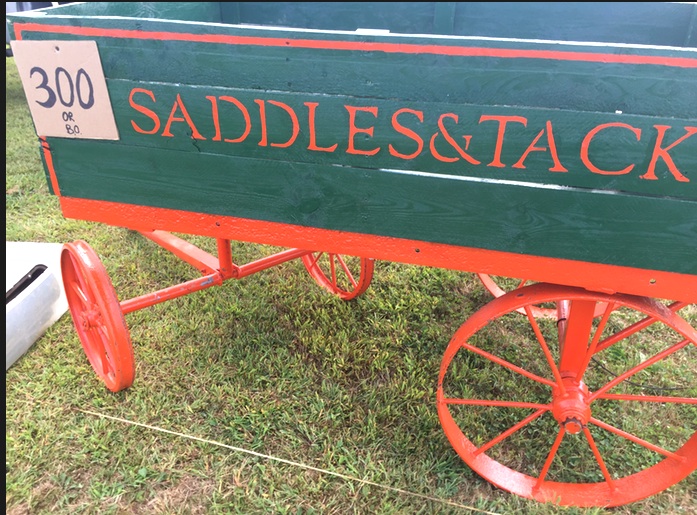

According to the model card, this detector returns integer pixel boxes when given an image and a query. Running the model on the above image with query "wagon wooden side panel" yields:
[8,1,697,301]
[7,2,697,508]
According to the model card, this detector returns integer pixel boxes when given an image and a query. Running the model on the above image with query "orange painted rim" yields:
[61,240,135,392]
[302,252,375,300]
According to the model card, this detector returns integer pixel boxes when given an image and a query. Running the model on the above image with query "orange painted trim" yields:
[14,23,697,68]
[39,136,61,196]
[58,197,697,303]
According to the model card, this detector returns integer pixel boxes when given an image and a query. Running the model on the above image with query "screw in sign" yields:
[11,40,119,140]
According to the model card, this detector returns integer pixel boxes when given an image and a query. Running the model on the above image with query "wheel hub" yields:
[81,306,101,329]
[552,377,591,434]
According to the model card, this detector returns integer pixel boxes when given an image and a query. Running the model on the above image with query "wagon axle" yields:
[551,378,590,435]
[61,234,375,392]
[80,306,102,330]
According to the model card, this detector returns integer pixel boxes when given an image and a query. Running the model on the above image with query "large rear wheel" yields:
[437,283,696,507]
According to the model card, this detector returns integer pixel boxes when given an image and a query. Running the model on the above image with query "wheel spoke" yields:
[474,408,548,456]
[100,350,112,377]
[595,393,697,404]
[85,330,109,377]
[94,325,113,376]
[589,417,686,462]
[443,398,549,409]
[329,254,337,287]
[534,427,566,489]
[335,255,358,287]
[596,301,687,353]
[583,427,615,490]
[590,339,690,401]
[68,278,91,306]
[96,322,111,344]
[524,306,566,393]
[309,252,323,269]
[460,340,557,388]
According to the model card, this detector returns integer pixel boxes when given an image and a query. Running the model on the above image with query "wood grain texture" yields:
[49,139,697,274]
[7,2,697,276]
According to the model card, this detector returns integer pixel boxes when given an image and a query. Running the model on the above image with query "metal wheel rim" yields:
[61,240,135,392]
[437,283,696,507]
[301,252,374,300]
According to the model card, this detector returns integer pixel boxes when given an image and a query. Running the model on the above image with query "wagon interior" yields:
[42,2,697,47]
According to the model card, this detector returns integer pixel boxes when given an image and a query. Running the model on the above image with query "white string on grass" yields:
[79,408,501,514]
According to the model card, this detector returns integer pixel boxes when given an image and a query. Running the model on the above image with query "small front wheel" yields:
[61,240,135,392]
[301,252,374,300]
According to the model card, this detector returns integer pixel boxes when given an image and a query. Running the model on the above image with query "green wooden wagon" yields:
[7,2,696,507]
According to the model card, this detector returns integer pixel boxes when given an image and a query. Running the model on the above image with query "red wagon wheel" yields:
[61,240,135,392]
[477,274,607,318]
[437,283,696,507]
[301,252,374,300]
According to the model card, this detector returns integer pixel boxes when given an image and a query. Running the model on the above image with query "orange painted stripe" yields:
[14,23,697,68]
[58,197,697,303]
[39,136,61,196]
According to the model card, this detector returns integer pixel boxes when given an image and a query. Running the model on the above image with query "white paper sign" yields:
[11,40,119,140]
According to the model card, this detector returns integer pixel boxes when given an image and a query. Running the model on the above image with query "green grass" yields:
[6,56,696,515]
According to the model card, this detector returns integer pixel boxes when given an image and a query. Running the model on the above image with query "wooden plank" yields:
[96,42,697,118]
[15,1,697,47]
[235,2,438,34]
[44,2,223,23]
[49,140,697,274]
[105,80,696,199]
[10,22,696,121]
[452,2,695,47]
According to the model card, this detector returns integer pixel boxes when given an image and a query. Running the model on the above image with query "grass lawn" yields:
[6,55,696,515]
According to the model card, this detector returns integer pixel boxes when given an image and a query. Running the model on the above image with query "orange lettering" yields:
[389,108,424,160]
[305,102,338,152]
[430,131,457,163]
[438,114,480,165]
[161,94,205,139]
[479,115,527,167]
[255,100,299,148]
[129,88,160,135]
[218,96,251,143]
[640,125,695,182]
[207,96,223,141]
[513,121,568,172]
[581,123,641,175]
[255,99,268,146]
[345,106,380,156]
